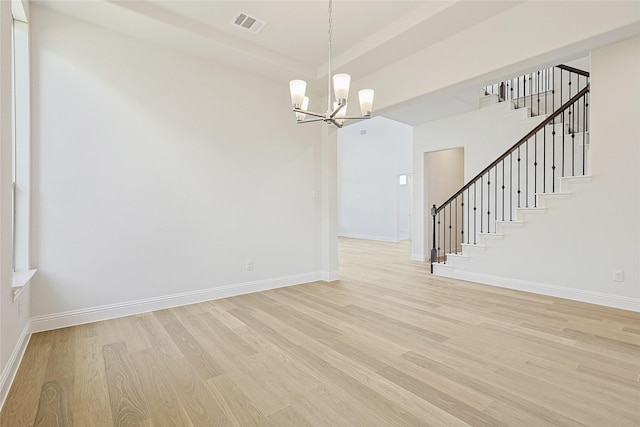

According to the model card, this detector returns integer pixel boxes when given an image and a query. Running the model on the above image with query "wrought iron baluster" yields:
[537,70,541,116]
[560,70,563,111]
[543,122,547,193]
[583,92,589,175]
[502,160,506,221]
[526,139,529,207]
[510,78,514,103]
[517,146,521,208]
[571,103,575,176]
[466,188,470,244]
[545,68,549,115]
[509,154,513,220]
[480,176,483,233]
[443,205,447,261]
[569,72,573,105]
[473,183,477,244]
[437,210,441,263]
[454,197,458,253]
[494,167,498,226]
[562,110,566,177]
[486,174,491,233]
[552,67,556,116]
[448,203,452,256]
[461,193,465,246]
[552,121,556,192]
[529,74,533,112]
[534,133,538,207]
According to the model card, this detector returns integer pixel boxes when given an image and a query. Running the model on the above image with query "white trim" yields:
[447,270,640,312]
[12,269,35,287]
[338,233,399,243]
[411,253,426,262]
[322,271,340,282]
[30,272,323,333]
[0,321,31,411]
[11,268,36,301]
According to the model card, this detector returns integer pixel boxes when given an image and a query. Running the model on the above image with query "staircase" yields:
[430,65,590,276]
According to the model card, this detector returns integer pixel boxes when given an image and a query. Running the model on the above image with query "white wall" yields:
[29,6,329,328]
[412,102,545,260]
[337,117,412,242]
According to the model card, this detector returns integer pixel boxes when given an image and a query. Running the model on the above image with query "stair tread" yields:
[517,207,546,212]
[536,191,571,198]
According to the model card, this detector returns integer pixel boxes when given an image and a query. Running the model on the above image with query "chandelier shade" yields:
[289,0,374,128]
[332,73,351,104]
[289,80,307,109]
[358,89,374,116]
[295,97,310,121]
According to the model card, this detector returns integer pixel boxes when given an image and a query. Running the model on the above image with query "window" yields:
[10,1,35,300]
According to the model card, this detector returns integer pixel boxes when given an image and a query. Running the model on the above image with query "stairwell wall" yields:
[412,103,545,260]
[432,36,640,311]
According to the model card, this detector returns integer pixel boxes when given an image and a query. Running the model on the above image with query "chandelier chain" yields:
[327,0,333,113]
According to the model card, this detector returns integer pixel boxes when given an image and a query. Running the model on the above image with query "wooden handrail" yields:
[556,64,590,77]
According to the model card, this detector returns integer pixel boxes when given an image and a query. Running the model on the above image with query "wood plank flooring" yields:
[2,237,639,426]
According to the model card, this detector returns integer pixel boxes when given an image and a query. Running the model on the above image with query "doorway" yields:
[424,148,464,257]
[397,173,412,241]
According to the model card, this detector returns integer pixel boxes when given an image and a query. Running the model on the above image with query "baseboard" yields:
[322,271,340,282]
[0,321,31,411]
[450,270,640,312]
[30,272,323,333]
[338,233,400,243]
[411,253,426,262]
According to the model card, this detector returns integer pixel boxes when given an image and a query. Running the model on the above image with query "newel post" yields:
[430,204,437,273]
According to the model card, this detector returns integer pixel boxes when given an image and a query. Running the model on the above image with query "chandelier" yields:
[289,0,374,128]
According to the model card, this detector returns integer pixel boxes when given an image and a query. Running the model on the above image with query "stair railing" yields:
[483,64,589,117]
[430,78,590,273]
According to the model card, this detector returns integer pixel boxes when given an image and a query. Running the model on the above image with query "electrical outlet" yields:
[245,259,254,271]
[612,269,624,282]
[17,299,22,318]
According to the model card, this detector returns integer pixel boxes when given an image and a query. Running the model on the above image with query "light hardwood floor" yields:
[2,238,639,426]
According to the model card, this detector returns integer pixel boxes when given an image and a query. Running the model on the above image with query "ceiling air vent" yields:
[232,12,266,34]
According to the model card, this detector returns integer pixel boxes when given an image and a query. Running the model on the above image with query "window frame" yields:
[10,1,35,300]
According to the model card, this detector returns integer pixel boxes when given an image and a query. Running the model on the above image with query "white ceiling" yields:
[31,1,556,125]
[147,0,429,71]
[35,2,519,78]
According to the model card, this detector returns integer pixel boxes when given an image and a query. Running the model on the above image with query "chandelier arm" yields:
[329,118,344,128]
[341,116,372,120]
[292,109,326,119]
[296,118,325,124]
[328,102,346,119]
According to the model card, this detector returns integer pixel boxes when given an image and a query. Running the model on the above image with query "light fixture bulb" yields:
[290,80,307,109]
[333,73,351,104]
[358,89,375,117]
[296,97,309,121]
